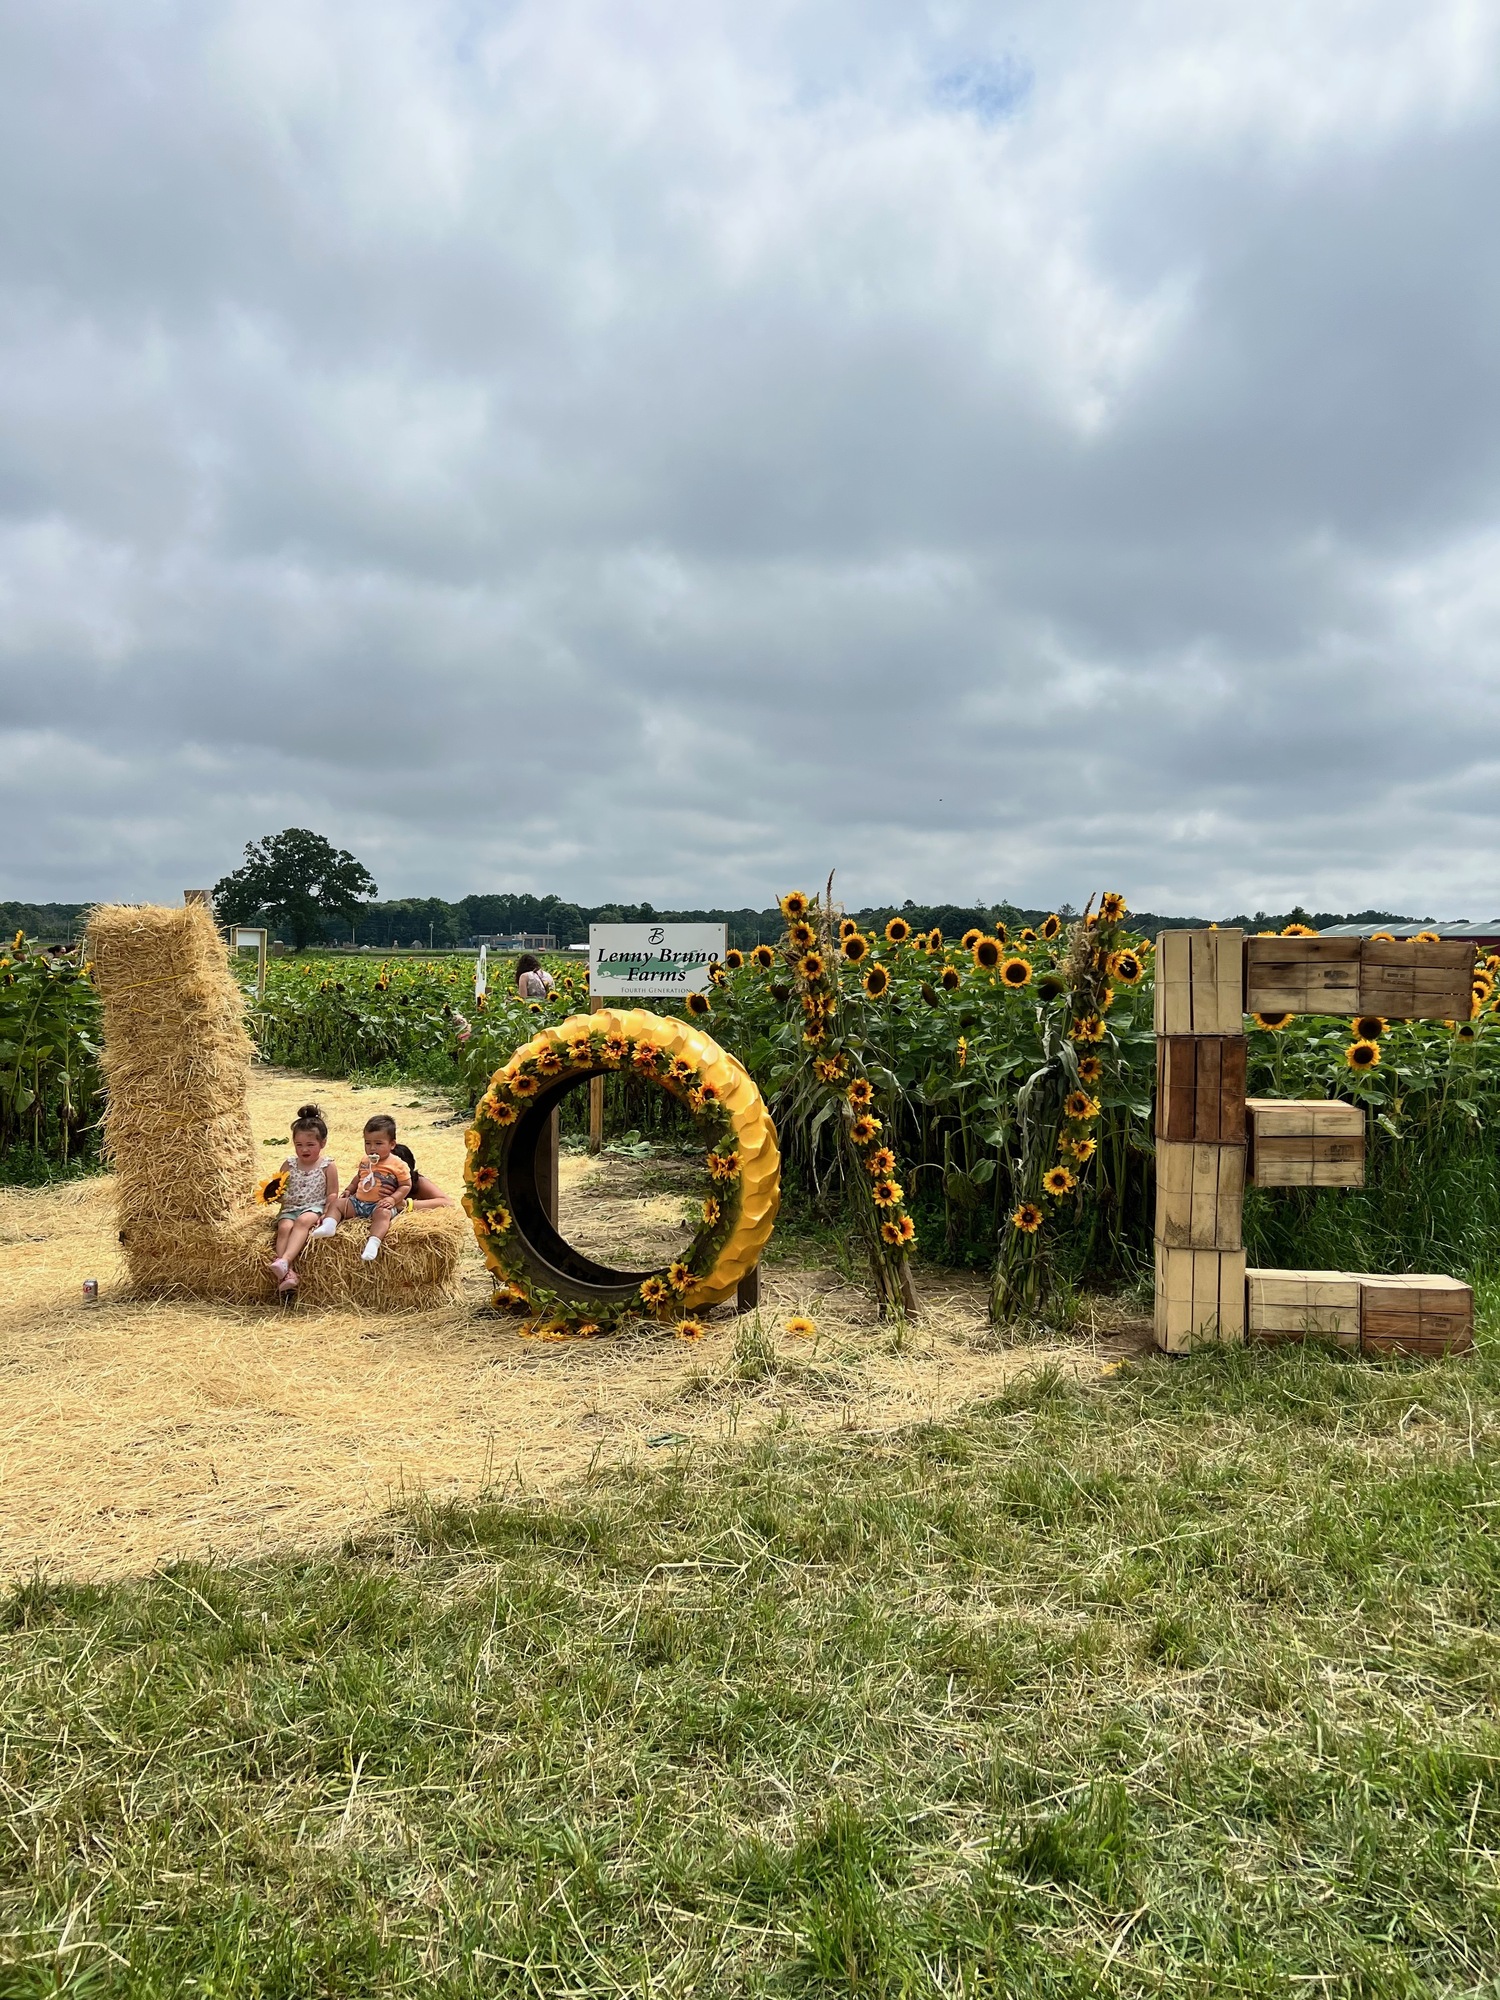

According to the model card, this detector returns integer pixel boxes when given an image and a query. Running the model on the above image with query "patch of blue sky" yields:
[932,55,1032,126]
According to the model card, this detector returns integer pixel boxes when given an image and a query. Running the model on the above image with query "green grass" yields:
[7,1320,1500,1996]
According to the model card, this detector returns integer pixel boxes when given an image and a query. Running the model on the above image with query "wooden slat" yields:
[1244,937,1361,963]
[1247,1268,1362,1309]
[1214,930,1244,1034]
[1156,931,1192,1035]
[1189,931,1219,1034]
[1193,1039,1221,1142]
[1158,1037,1198,1143]
[1219,1038,1247,1144]
[1245,1097,1363,1138]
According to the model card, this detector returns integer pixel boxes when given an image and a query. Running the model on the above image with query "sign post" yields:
[232,926,269,1001]
[586,924,727,1157]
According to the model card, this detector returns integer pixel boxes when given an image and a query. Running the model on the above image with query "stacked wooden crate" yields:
[1151,927,1478,1360]
[1153,929,1246,1353]
[1245,1097,1364,1187]
[1245,1269,1473,1356]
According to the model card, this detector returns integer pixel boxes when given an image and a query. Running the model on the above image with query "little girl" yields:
[268,1104,339,1293]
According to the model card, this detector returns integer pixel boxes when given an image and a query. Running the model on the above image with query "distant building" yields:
[467,932,558,952]
[1320,920,1500,949]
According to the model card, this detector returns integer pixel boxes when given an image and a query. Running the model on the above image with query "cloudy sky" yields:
[3,1,1499,916]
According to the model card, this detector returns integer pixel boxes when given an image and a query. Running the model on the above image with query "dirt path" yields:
[0,1067,1150,1582]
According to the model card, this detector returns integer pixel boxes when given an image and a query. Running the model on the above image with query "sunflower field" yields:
[241,910,1500,1303]
[0,935,102,1180]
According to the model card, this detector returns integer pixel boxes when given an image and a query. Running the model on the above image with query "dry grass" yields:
[0,1066,1142,1584]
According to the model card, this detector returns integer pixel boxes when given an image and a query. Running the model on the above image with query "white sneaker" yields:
[361,1238,381,1262]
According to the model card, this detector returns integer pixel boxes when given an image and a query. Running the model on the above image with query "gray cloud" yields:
[3,0,1500,916]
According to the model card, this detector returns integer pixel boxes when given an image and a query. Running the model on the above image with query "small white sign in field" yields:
[588,922,727,998]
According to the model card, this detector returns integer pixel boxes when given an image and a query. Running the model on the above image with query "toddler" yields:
[313,1114,411,1261]
[268,1104,338,1293]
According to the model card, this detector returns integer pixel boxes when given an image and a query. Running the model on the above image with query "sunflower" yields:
[864,964,891,998]
[725,948,744,971]
[836,935,868,970]
[1011,1202,1043,1234]
[1281,923,1317,937]
[1037,973,1067,1003]
[702,1196,721,1226]
[667,1261,693,1293]
[940,965,961,992]
[603,1035,628,1063]
[1064,1090,1100,1121]
[789,921,817,951]
[510,1071,540,1098]
[885,917,911,944]
[1346,1040,1380,1070]
[1352,1015,1386,1041]
[639,1275,670,1308]
[797,950,826,981]
[1488,954,1500,972]
[1253,1012,1293,1032]
[1099,892,1128,923]
[1370,933,1396,944]
[634,1044,662,1072]
[707,1149,741,1180]
[999,956,1032,989]
[865,1147,897,1177]
[709,964,727,987]
[871,1178,903,1208]
[785,1315,817,1339]
[536,1048,564,1075]
[1455,1021,1479,1041]
[802,1023,826,1045]
[1070,1015,1107,1043]
[815,1055,847,1082]
[488,1206,512,1234]
[1043,1165,1077,1197]
[670,1056,695,1081]
[880,1218,905,1246]
[1415,931,1441,944]
[1068,1137,1097,1163]
[1108,949,1144,985]
[849,1114,881,1145]
[973,936,1002,971]
[848,1078,874,1107]
[257,1169,289,1207]
[960,929,983,950]
[1069,1056,1100,1086]
[751,944,776,970]
[840,918,859,939]
[894,1214,916,1245]
[685,990,711,1017]
[1040,914,1062,941]
[1016,927,1035,944]
[779,891,810,921]
[471,1164,499,1189]
[675,1319,707,1342]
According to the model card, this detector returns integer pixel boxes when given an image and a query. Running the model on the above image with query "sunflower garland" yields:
[463,1009,777,1336]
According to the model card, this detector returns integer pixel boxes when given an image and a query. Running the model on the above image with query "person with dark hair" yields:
[267,1103,339,1293]
[392,1142,453,1208]
[515,953,554,1001]
[313,1113,411,1261]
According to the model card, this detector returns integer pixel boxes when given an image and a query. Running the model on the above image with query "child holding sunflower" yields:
[266,1103,339,1294]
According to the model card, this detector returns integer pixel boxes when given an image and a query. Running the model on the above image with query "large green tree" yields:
[214,829,377,950]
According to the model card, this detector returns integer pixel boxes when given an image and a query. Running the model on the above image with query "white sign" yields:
[589,923,727,998]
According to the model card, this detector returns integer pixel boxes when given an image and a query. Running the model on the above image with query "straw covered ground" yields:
[0,1067,1141,1583]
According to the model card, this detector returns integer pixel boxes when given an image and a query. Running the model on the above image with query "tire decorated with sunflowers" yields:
[463,1007,779,1335]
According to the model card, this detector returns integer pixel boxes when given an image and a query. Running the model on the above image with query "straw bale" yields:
[87,902,257,1232]
[120,1207,467,1310]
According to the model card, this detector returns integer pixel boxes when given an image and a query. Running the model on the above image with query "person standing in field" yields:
[514,953,554,1001]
